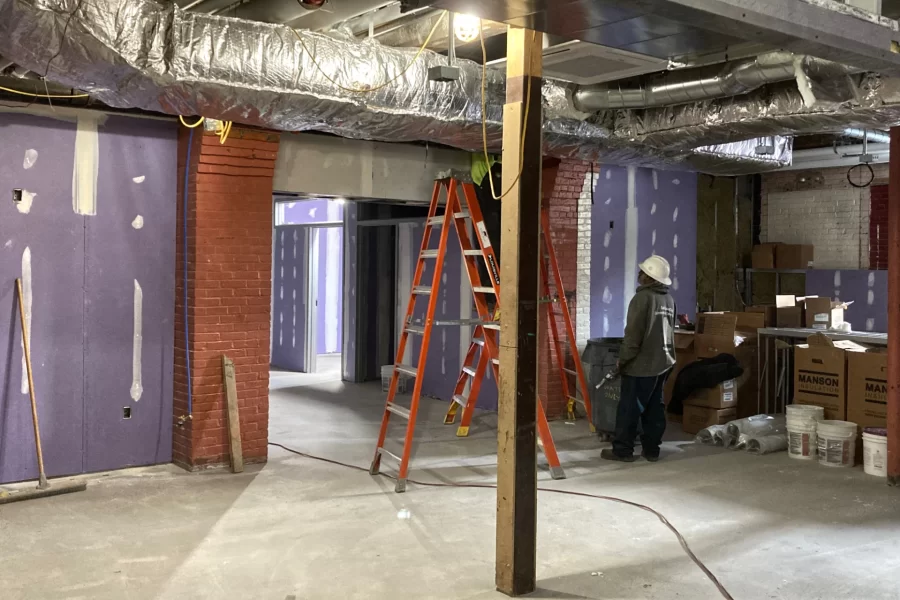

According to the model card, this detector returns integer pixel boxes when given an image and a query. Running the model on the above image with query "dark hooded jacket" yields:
[618,281,676,377]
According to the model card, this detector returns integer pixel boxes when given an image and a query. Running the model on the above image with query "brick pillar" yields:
[539,159,591,419]
[174,126,279,469]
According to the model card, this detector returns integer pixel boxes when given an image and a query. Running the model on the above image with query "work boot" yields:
[600,449,636,463]
[642,452,660,462]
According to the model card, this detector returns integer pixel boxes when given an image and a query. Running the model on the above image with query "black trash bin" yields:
[582,337,621,439]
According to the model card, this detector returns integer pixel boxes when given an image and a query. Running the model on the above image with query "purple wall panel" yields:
[635,170,697,319]
[591,166,629,337]
[281,199,343,225]
[591,167,697,338]
[0,113,84,482]
[83,116,176,472]
[271,226,307,371]
[806,269,887,333]
[315,226,343,355]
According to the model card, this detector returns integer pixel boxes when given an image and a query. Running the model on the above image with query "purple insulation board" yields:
[0,112,176,483]
[314,226,343,355]
[591,167,697,337]
[271,226,308,372]
[805,269,887,333]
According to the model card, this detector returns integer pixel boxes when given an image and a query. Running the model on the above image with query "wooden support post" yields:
[496,26,543,596]
[222,355,244,474]
[888,127,900,485]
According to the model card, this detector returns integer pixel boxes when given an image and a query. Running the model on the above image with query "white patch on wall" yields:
[279,311,284,346]
[441,330,447,375]
[605,170,611,180]
[833,272,841,287]
[293,266,297,279]
[652,170,658,190]
[603,256,610,271]
[23,149,38,170]
[651,230,656,246]
[603,230,611,248]
[72,114,100,216]
[602,286,613,304]
[15,189,35,214]
[325,227,340,353]
[672,207,679,222]
[672,277,680,291]
[605,197,612,205]
[868,272,876,287]
[130,280,143,402]
[672,178,680,186]
[866,318,875,331]
[3,240,11,249]
[624,166,639,318]
[673,255,679,268]
[132,175,145,184]
[603,314,609,335]
[650,203,656,215]
[131,215,144,229]
[20,247,32,395]
[868,290,875,305]
[292,289,297,348]
[309,207,318,218]
[673,234,679,249]
[442,273,447,284]
[288,202,296,209]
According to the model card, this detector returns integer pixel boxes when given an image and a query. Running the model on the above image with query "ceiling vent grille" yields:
[541,41,668,85]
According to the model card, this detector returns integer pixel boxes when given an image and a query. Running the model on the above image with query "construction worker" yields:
[601,255,675,463]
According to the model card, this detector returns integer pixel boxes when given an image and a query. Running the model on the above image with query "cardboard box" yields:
[847,350,887,429]
[776,295,805,328]
[751,244,778,269]
[747,305,777,327]
[804,297,847,330]
[682,405,737,435]
[693,312,762,418]
[793,335,850,421]
[775,244,814,269]
[686,379,738,409]
[694,313,739,358]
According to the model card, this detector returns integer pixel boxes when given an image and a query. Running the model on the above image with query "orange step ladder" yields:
[370,177,590,491]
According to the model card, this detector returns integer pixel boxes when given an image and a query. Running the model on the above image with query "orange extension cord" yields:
[268,442,735,599]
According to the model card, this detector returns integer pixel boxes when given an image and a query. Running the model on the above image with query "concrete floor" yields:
[2,377,900,599]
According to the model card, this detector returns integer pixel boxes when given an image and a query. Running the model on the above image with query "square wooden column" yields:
[496,26,543,596]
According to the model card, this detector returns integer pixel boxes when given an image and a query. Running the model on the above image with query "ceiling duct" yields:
[0,0,790,174]
[573,52,856,111]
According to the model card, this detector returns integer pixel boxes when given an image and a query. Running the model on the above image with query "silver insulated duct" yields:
[573,52,856,111]
[0,0,791,174]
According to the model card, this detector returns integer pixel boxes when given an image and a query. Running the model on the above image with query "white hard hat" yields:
[639,255,671,286]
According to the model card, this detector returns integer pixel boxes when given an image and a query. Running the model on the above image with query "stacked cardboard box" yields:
[750,243,814,269]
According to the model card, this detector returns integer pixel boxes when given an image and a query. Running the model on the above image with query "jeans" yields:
[612,372,670,458]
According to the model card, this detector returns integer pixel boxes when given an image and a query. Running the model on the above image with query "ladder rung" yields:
[453,211,470,219]
[412,286,432,295]
[421,249,439,258]
[427,215,443,225]
[377,447,402,463]
[483,323,500,331]
[473,286,495,294]
[472,337,484,346]
[452,394,468,406]
[463,249,483,256]
[386,403,411,419]
[395,364,418,378]
[570,396,584,407]
[434,318,484,326]
[405,325,425,335]
[462,366,477,377]
[492,358,499,366]
[562,367,577,376]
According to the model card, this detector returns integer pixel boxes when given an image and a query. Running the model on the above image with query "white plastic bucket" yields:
[863,429,888,478]
[786,417,818,460]
[816,420,858,468]
[787,404,825,422]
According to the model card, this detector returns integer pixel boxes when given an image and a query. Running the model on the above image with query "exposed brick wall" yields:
[540,159,591,419]
[761,165,888,269]
[174,126,278,469]
[870,184,889,269]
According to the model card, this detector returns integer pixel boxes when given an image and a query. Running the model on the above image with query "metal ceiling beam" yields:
[412,0,900,76]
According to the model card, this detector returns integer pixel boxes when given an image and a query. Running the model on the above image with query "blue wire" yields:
[184,127,194,417]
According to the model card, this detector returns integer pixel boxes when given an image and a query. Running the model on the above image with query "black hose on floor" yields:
[268,442,734,600]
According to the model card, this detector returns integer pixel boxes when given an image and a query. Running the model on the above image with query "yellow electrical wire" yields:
[480,22,534,201]
[179,115,205,128]
[0,84,89,99]
[216,119,233,144]
[290,11,447,94]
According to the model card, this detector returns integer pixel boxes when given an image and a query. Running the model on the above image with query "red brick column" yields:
[540,159,591,419]
[174,126,279,469]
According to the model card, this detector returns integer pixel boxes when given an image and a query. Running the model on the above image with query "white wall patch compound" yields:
[72,115,100,216]
[20,247,32,395]
[130,280,143,402]
[131,215,144,229]
[16,190,36,214]
[23,149,38,170]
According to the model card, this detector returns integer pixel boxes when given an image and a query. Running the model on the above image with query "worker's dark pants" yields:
[612,371,670,458]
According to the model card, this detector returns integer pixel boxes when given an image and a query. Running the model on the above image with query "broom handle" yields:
[16,278,46,485]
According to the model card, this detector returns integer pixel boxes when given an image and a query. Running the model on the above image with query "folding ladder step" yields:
[462,366,477,377]
[569,396,584,407]
[421,249,439,258]
[376,446,402,463]
[453,211,470,219]
[386,403,411,420]
[434,318,484,326]
[562,367,577,376]
[452,394,468,406]
[471,337,485,346]
[463,249,483,256]
[492,358,499,366]
[483,322,500,331]
[395,364,418,378]
[427,215,444,225]
[412,286,432,295]
[405,325,426,335]
[473,286,496,294]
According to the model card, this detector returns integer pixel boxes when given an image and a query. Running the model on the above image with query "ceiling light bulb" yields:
[454,13,480,43]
